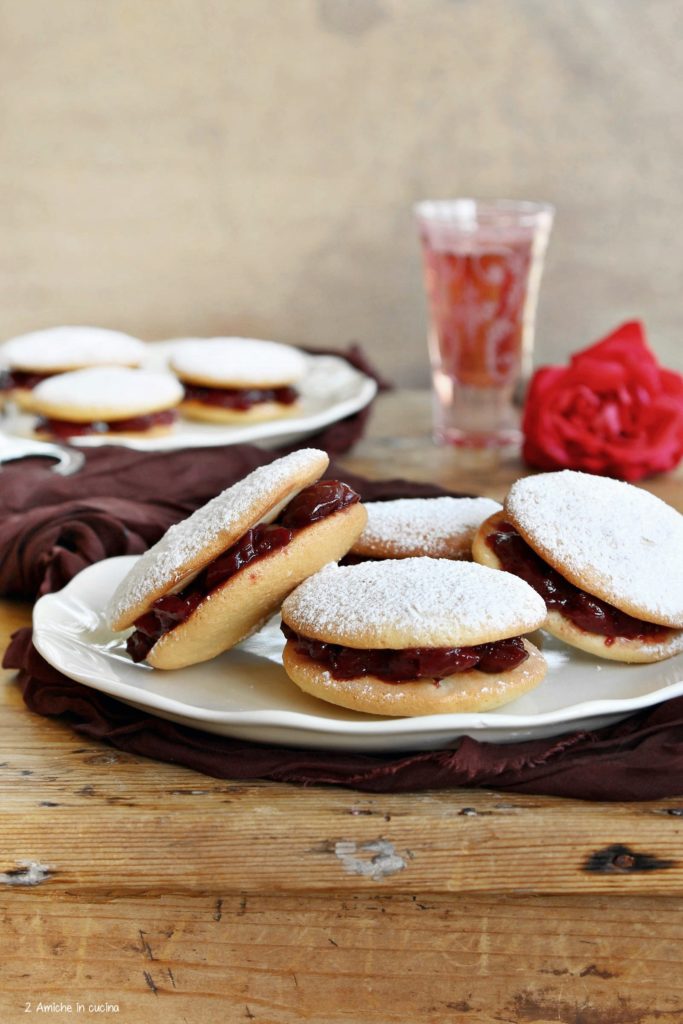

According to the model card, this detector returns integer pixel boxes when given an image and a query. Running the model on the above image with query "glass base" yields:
[431,378,521,450]
[433,426,522,449]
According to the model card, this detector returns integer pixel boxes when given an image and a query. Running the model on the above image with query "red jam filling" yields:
[281,623,528,682]
[183,383,298,410]
[36,409,178,439]
[0,369,54,391]
[487,521,673,645]
[126,480,360,662]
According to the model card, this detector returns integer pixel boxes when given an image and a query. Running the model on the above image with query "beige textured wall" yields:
[0,0,681,384]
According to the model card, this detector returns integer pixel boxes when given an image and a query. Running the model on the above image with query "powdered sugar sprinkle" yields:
[282,558,547,647]
[356,497,501,556]
[3,326,145,370]
[170,337,307,386]
[33,367,183,415]
[507,470,683,624]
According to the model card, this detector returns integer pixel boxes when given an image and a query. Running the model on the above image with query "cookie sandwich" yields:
[346,496,502,563]
[0,326,145,410]
[170,337,307,423]
[280,558,547,716]
[107,448,367,670]
[472,470,683,663]
[31,367,183,440]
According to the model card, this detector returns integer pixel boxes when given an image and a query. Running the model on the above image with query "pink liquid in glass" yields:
[416,200,553,447]
[421,236,533,388]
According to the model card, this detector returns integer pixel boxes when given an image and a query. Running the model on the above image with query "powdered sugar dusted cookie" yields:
[170,337,307,424]
[1,326,146,410]
[31,367,183,439]
[171,337,307,387]
[107,448,367,670]
[280,559,547,716]
[3,326,145,372]
[350,496,502,561]
[472,470,683,663]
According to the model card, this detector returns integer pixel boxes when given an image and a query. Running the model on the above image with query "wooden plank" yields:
[3,693,683,897]
[1,892,683,1023]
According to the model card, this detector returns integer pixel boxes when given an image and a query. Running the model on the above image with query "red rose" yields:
[522,321,683,481]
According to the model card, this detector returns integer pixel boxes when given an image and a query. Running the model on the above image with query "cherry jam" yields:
[183,383,298,410]
[1,369,53,391]
[280,479,358,528]
[487,522,672,644]
[126,593,204,663]
[203,524,294,590]
[281,623,528,682]
[126,480,360,662]
[37,409,177,439]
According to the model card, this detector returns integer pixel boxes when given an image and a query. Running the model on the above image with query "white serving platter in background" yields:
[0,344,377,451]
[31,556,683,753]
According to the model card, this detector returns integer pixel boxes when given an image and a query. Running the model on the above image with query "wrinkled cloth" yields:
[6,626,683,799]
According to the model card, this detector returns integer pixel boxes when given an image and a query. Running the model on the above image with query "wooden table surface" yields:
[2,391,683,1023]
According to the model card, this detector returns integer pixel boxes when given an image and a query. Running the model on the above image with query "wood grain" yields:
[2,892,683,1024]
[4,726,683,897]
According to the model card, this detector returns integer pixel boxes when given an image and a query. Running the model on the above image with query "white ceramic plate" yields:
[1,344,377,451]
[31,556,683,753]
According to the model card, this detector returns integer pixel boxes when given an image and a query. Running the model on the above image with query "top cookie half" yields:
[3,326,145,372]
[505,470,683,627]
[352,496,502,559]
[169,337,307,388]
[107,448,329,630]
[281,558,547,648]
